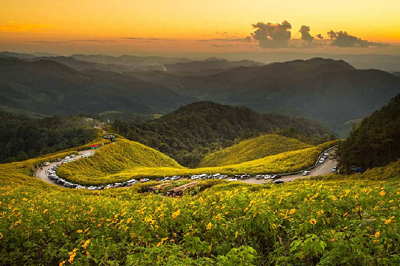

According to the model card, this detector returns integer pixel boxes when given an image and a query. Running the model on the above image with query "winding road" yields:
[35,150,96,185]
[34,146,337,188]
[240,148,337,184]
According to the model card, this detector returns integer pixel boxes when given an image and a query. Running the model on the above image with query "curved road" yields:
[240,148,337,184]
[35,150,95,185]
[35,146,336,187]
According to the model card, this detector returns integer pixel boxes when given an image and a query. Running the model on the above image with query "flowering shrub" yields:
[1,155,400,264]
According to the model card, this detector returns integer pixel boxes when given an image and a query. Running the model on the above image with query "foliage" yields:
[114,101,334,167]
[0,149,400,265]
[57,137,336,185]
[338,93,400,172]
[0,110,98,163]
[199,134,312,167]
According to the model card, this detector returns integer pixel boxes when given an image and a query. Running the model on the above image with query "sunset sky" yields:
[1,0,400,55]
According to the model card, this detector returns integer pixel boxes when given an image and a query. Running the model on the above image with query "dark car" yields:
[273,180,284,184]
[241,174,251,179]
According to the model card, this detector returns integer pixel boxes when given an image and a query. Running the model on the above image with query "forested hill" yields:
[0,111,97,163]
[338,93,400,171]
[113,101,334,167]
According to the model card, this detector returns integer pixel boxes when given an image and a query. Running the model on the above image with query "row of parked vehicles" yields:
[190,173,229,180]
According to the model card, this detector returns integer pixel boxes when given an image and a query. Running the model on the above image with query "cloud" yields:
[316,34,324,40]
[299,25,314,46]
[0,21,51,33]
[251,20,292,48]
[327,30,388,47]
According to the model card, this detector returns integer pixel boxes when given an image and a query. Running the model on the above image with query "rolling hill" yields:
[57,138,183,185]
[114,101,334,167]
[128,58,400,135]
[58,135,336,185]
[199,134,312,167]
[0,58,195,116]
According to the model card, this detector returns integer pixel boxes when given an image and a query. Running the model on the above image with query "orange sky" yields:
[1,0,399,55]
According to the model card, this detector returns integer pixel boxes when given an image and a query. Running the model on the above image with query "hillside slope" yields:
[0,58,194,116]
[338,92,400,171]
[114,101,334,167]
[57,138,183,185]
[199,134,312,167]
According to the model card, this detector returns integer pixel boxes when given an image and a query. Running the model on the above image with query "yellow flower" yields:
[374,240,379,244]
[385,219,392,225]
[380,191,386,196]
[310,219,317,225]
[0,233,3,239]
[59,260,65,266]
[235,231,239,239]
[82,239,90,249]
[206,222,212,230]
[77,230,83,234]
[289,209,296,215]
[86,251,90,258]
[375,231,380,238]
[172,209,180,219]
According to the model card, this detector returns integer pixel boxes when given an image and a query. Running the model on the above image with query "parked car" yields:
[140,178,150,183]
[332,166,337,173]
[255,175,264,180]
[213,173,221,178]
[271,175,281,180]
[264,175,271,180]
[171,176,180,181]
[218,175,228,179]
[43,162,50,166]
[191,175,199,180]
[65,156,70,160]
[273,180,284,184]
[228,178,238,182]
[303,171,310,176]
[319,158,325,164]
[241,174,251,179]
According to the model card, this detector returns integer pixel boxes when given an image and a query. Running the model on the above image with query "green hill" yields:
[57,138,183,185]
[338,93,400,171]
[58,135,335,185]
[114,101,334,167]
[199,134,312,167]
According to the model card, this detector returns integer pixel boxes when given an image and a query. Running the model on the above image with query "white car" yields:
[264,175,271,180]
[228,178,238,182]
[191,175,199,180]
[65,156,70,160]
[319,158,325,164]
[43,162,50,166]
[303,171,310,176]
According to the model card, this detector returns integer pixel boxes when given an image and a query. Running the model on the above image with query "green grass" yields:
[199,134,312,167]
[0,147,400,265]
[57,137,336,185]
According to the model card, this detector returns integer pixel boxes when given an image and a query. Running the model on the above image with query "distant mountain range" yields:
[0,58,195,116]
[1,52,399,136]
[129,58,400,136]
